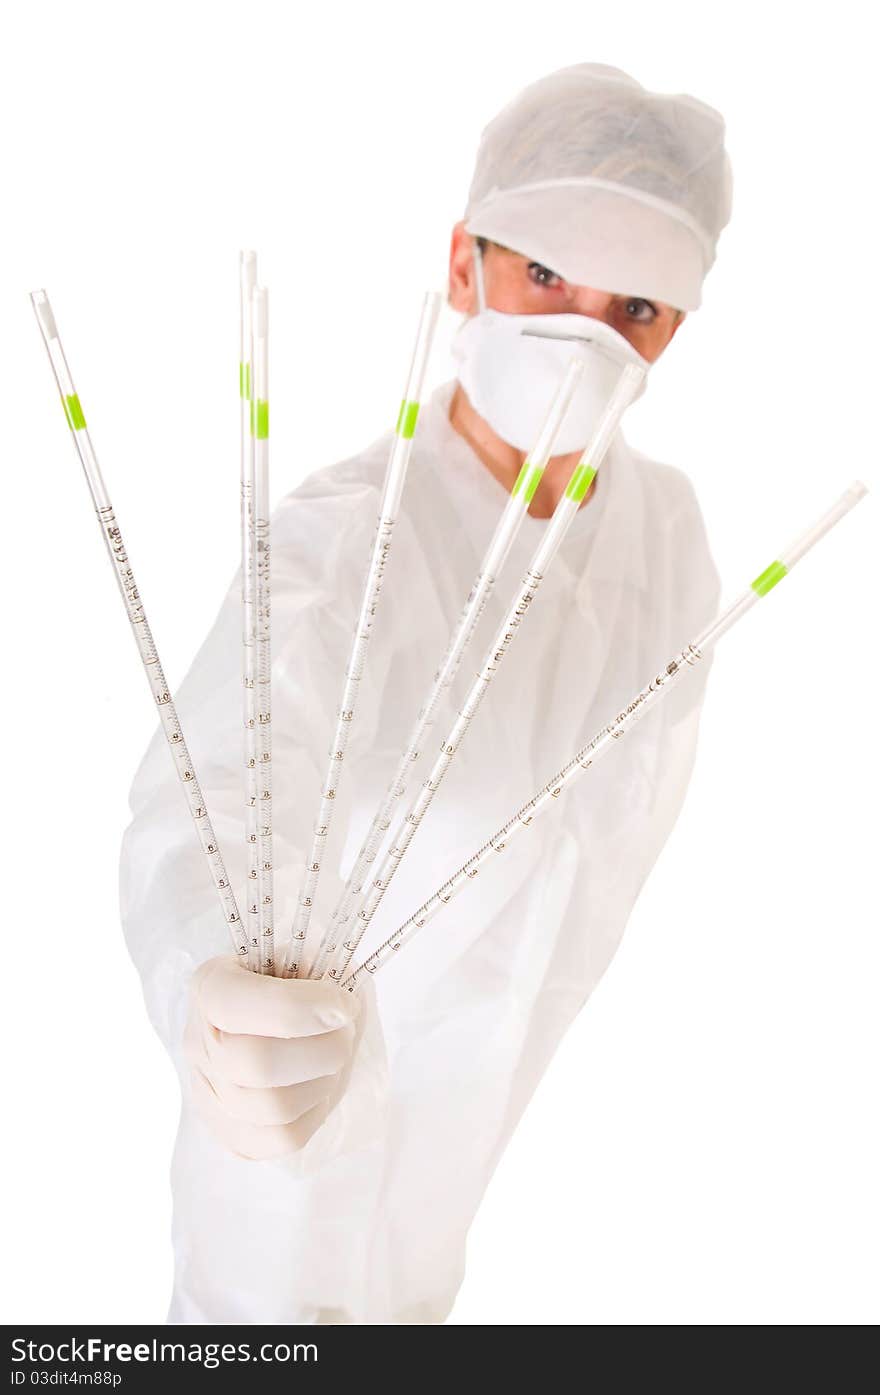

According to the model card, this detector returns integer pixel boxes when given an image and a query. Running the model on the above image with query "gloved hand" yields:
[184,955,362,1161]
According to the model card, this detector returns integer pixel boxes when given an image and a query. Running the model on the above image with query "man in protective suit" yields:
[119,63,732,1323]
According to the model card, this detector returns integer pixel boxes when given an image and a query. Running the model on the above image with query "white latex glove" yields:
[184,955,362,1161]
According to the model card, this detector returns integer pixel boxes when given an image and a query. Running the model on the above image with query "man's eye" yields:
[527,262,563,289]
[623,297,658,323]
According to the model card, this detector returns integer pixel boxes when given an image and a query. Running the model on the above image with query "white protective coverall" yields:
[119,378,720,1323]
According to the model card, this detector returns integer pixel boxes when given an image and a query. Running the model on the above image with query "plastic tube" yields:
[239,252,261,970]
[280,292,443,978]
[30,289,250,960]
[314,358,586,976]
[325,361,646,981]
[341,481,868,992]
[251,285,274,972]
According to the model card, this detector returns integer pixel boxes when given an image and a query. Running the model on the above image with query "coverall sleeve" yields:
[623,468,723,890]
[489,469,724,1128]
[592,465,724,924]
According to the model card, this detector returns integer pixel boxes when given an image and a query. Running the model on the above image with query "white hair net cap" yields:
[464,63,733,311]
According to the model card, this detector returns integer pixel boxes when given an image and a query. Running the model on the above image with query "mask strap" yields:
[472,238,487,314]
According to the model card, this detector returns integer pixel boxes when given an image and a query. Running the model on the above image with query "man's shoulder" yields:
[271,409,454,556]
[625,443,721,622]
[283,440,390,506]
[270,437,392,550]
[626,444,703,526]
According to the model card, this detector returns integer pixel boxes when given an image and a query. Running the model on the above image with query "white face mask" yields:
[452,256,650,454]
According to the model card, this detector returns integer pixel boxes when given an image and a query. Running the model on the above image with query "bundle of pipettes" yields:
[31,258,868,996]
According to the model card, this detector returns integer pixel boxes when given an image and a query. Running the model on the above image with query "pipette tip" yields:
[252,286,268,336]
[622,361,648,391]
[240,251,258,297]
[30,289,58,341]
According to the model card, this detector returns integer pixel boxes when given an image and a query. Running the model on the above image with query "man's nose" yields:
[565,286,615,321]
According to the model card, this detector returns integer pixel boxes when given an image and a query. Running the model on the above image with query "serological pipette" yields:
[239,252,261,970]
[341,481,868,992]
[313,358,586,977]
[251,285,274,972]
[325,361,646,981]
[31,289,250,959]
[281,292,442,977]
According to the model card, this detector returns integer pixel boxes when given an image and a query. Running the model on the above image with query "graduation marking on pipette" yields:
[313,358,586,977]
[30,289,250,960]
[340,480,868,992]
[324,360,647,982]
[281,292,443,979]
[239,252,261,971]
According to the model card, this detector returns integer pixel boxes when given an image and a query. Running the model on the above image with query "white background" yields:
[2,0,877,1326]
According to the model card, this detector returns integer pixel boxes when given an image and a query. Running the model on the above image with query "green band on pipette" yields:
[239,362,251,400]
[512,461,542,504]
[396,400,420,439]
[565,462,597,503]
[751,560,788,597]
[64,394,86,431]
[255,398,269,439]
